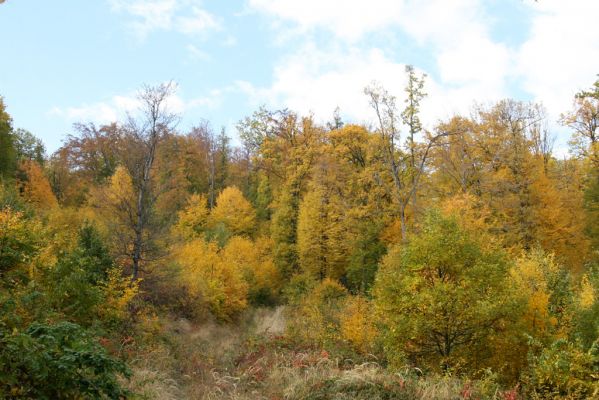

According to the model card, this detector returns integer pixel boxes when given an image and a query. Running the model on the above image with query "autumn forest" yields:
[1,71,598,399]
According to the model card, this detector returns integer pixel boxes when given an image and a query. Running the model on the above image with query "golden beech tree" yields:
[175,193,209,240]
[17,160,57,210]
[220,235,280,305]
[340,296,378,354]
[297,158,349,281]
[208,186,256,237]
[175,238,248,321]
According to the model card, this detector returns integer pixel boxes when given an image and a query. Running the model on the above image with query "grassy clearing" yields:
[120,308,520,399]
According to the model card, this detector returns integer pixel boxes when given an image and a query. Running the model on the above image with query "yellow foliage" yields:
[100,267,139,323]
[510,251,560,337]
[37,206,98,266]
[208,186,255,236]
[175,193,209,239]
[175,239,248,321]
[340,296,377,353]
[17,160,57,210]
[441,194,496,239]
[287,278,348,346]
[106,166,135,206]
[220,236,280,302]
[579,274,595,309]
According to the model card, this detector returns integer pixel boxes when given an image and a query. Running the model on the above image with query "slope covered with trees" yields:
[0,74,598,399]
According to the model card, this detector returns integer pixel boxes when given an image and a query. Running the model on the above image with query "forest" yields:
[0,71,598,399]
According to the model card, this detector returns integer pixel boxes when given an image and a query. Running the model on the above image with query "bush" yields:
[523,338,599,399]
[0,321,130,399]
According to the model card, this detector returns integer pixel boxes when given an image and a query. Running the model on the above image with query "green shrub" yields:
[0,321,130,399]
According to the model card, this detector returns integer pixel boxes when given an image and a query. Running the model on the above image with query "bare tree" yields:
[122,82,178,280]
[365,81,448,239]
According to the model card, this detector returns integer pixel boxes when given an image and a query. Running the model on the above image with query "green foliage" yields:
[373,211,518,371]
[271,183,300,279]
[13,128,45,164]
[0,97,17,180]
[255,172,273,222]
[0,321,130,399]
[572,267,599,349]
[44,224,115,324]
[346,221,386,294]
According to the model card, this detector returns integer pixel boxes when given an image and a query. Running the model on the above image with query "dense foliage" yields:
[0,75,597,398]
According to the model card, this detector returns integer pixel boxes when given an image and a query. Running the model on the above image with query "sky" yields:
[0,0,598,155]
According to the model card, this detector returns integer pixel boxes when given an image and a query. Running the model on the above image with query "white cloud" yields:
[48,88,220,125]
[186,44,211,61]
[234,43,508,133]
[244,0,512,126]
[516,0,599,122]
[177,6,221,35]
[108,0,221,38]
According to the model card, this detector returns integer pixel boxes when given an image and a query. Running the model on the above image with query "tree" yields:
[0,207,41,277]
[401,65,427,212]
[16,160,57,210]
[175,193,209,240]
[373,211,516,371]
[0,97,16,180]
[13,128,45,164]
[119,82,178,280]
[364,74,447,240]
[561,76,598,163]
[208,186,256,237]
[175,238,248,321]
[297,157,349,281]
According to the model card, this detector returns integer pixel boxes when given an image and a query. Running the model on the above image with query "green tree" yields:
[13,128,45,164]
[0,97,16,180]
[373,211,517,371]
[44,224,114,324]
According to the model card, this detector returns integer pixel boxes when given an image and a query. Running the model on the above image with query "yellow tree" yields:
[220,236,280,305]
[17,160,57,210]
[364,77,449,240]
[175,193,209,240]
[239,109,323,278]
[208,186,256,237]
[297,156,349,280]
[175,238,248,321]
[510,249,572,341]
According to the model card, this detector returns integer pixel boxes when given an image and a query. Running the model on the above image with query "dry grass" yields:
[121,308,518,399]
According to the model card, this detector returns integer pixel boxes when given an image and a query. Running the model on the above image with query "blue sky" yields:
[1,0,598,155]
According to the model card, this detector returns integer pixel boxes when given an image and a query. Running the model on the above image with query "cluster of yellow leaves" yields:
[99,267,139,324]
[287,278,348,346]
[578,274,596,309]
[339,296,378,354]
[510,251,560,337]
[220,236,280,301]
[37,207,98,266]
[208,186,255,236]
[17,160,57,210]
[175,239,249,321]
[297,183,348,280]
[0,207,41,275]
[175,193,209,239]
